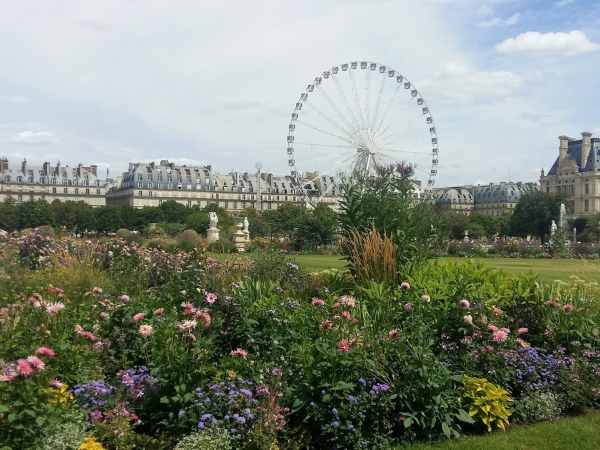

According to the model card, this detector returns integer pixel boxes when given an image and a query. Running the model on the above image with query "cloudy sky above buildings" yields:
[0,0,598,187]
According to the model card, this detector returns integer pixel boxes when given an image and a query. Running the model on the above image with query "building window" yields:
[138,182,143,188]
[187,200,191,207]
[159,199,163,205]
[64,188,68,194]
[215,193,220,199]
[149,191,153,197]
[168,183,172,189]
[18,195,22,203]
[267,203,272,210]
[74,188,79,195]
[585,184,589,194]
[147,175,152,181]
[138,174,142,180]
[233,202,237,210]
[138,191,143,197]
[41,195,45,201]
[224,202,229,209]
[52,187,56,194]
[85,189,90,195]
[585,199,589,212]
[148,182,153,189]
[96,189,100,195]
[158,183,163,189]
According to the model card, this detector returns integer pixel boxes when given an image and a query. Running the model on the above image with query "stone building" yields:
[106,160,338,211]
[540,132,600,217]
[473,182,538,216]
[434,187,474,213]
[0,157,107,206]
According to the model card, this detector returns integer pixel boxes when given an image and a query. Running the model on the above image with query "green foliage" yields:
[41,415,88,450]
[459,375,513,431]
[157,221,187,237]
[185,211,210,235]
[510,192,569,242]
[0,197,20,231]
[174,428,232,450]
[522,391,561,423]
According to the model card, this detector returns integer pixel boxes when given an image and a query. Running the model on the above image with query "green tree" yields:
[71,201,96,235]
[185,211,210,235]
[158,201,189,223]
[95,206,123,235]
[298,203,338,248]
[118,204,139,230]
[509,191,569,242]
[0,197,20,231]
[136,206,164,229]
[18,199,55,229]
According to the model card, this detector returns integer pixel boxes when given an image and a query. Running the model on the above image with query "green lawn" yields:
[212,253,600,284]
[405,412,600,450]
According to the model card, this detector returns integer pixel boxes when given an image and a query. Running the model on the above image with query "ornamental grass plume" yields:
[48,241,107,293]
[341,226,397,285]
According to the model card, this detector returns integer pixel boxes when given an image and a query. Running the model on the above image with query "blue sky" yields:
[0,0,598,187]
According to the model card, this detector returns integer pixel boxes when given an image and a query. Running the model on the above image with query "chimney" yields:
[21,158,27,174]
[582,132,593,170]
[559,135,569,160]
[43,161,51,176]
[1,157,8,173]
[89,165,98,176]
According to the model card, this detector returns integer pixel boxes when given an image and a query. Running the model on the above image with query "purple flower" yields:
[459,299,470,309]
[332,421,339,427]
[198,422,204,428]
[400,282,410,291]
[310,402,315,406]
[332,408,338,414]
[348,424,354,429]
[178,411,185,416]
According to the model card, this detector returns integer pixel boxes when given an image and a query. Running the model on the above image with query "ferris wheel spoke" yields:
[374,84,404,135]
[304,152,360,185]
[370,74,390,138]
[331,74,362,133]
[303,100,357,142]
[294,142,356,149]
[296,119,356,146]
[378,146,433,155]
[315,84,358,139]
[377,109,424,141]
[365,68,371,131]
[294,151,351,166]
[348,69,366,130]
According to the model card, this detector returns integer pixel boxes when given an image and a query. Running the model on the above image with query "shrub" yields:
[37,225,56,237]
[207,241,237,254]
[458,375,512,431]
[174,428,232,450]
[522,391,560,422]
[41,421,87,450]
[116,228,131,239]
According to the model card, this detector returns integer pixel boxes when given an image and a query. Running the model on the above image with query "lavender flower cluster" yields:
[504,347,568,397]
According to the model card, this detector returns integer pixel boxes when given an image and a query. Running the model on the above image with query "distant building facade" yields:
[540,132,600,217]
[106,160,338,211]
[0,157,107,206]
[434,182,539,215]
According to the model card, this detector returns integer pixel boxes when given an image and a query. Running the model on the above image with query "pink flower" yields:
[178,320,197,331]
[353,318,358,323]
[232,348,248,359]
[118,295,130,303]
[84,291,93,297]
[26,355,45,371]
[180,302,194,311]
[389,329,401,341]
[37,347,55,357]
[492,330,508,343]
[45,302,65,314]
[400,282,410,291]
[463,315,473,325]
[49,378,64,388]
[319,320,333,331]
[487,325,499,332]
[340,295,356,307]
[332,302,340,308]
[132,313,145,323]
[139,324,153,337]
[342,311,351,320]
[17,360,34,377]
[404,303,413,312]
[544,328,553,335]
[93,287,103,294]
[153,308,164,316]
[516,338,528,348]
[311,299,325,306]
[48,287,54,294]
[205,293,217,304]
[459,299,470,309]
[517,328,528,334]
[493,308,503,316]
[195,311,212,327]
[563,304,574,313]
[500,327,510,334]
[421,295,430,303]
[337,340,350,353]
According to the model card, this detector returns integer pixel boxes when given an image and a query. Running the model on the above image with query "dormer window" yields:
[138,174,142,180]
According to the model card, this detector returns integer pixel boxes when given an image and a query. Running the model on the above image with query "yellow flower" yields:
[79,436,106,450]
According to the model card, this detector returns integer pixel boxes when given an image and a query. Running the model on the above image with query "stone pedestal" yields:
[233,217,246,252]
[244,230,250,243]
[206,227,220,243]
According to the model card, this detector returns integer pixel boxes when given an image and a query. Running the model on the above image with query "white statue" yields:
[551,220,557,236]
[209,211,219,229]
[559,204,567,230]
[243,217,249,233]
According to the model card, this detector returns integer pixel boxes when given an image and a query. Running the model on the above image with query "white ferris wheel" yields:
[287,61,439,204]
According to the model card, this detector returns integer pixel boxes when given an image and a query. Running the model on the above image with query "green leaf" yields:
[403,417,413,428]
[0,405,9,412]
[160,396,169,404]
[7,413,16,423]
[36,416,45,427]
[457,409,474,423]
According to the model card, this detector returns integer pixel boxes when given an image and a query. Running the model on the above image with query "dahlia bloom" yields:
[195,311,212,327]
[340,295,356,307]
[232,348,248,359]
[153,308,164,316]
[205,293,217,304]
[492,330,508,343]
[337,340,350,353]
[49,378,64,388]
[180,302,194,310]
[487,325,499,332]
[311,299,325,306]
[132,313,145,323]
[517,327,528,334]
[544,328,553,335]
[37,347,55,357]
[139,324,153,337]
[342,311,351,320]
[118,295,130,303]
[319,320,333,331]
[500,327,510,334]
[389,329,401,341]
[45,302,65,315]
[404,303,413,312]
[26,355,45,371]
[17,360,34,377]
[459,299,470,309]
[563,304,574,312]
[400,282,410,291]
[493,308,503,316]
[463,315,473,326]
[421,295,430,303]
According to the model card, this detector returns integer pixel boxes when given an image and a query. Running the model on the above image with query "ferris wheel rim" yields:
[287,61,439,205]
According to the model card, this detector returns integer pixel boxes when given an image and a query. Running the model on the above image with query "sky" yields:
[0,0,599,187]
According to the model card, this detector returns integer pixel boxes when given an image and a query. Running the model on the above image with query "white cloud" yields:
[0,95,29,105]
[555,0,574,6]
[9,131,59,145]
[478,13,520,28]
[419,62,523,104]
[477,5,494,16]
[497,30,600,55]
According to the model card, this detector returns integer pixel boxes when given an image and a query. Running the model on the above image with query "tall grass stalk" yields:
[341,226,397,285]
